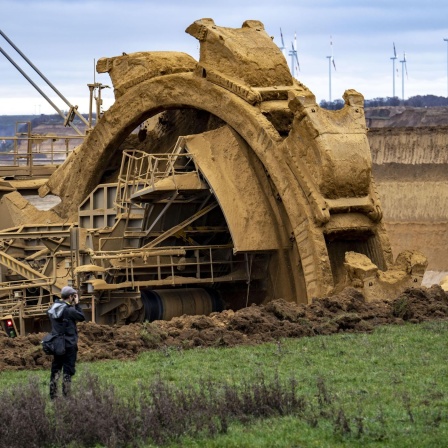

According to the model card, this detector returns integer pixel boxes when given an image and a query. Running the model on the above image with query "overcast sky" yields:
[1,0,448,115]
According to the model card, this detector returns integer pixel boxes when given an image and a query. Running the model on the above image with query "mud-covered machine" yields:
[0,19,426,335]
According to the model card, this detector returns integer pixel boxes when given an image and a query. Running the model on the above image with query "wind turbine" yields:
[288,32,300,78]
[390,43,398,97]
[326,36,336,102]
[400,52,408,100]
[279,28,287,59]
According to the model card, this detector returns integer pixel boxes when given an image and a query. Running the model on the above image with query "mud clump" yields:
[1,286,447,372]
[391,286,448,321]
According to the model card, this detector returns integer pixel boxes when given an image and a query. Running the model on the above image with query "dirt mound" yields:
[1,286,447,372]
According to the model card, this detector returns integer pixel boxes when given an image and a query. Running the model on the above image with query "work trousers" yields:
[50,345,78,378]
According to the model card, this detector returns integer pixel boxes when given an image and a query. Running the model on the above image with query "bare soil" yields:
[1,285,447,372]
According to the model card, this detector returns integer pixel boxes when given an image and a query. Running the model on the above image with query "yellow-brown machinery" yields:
[0,19,427,334]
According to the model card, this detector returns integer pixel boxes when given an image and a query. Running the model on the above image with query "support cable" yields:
[0,29,90,133]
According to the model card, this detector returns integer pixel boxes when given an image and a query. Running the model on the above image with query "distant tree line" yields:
[320,94,448,110]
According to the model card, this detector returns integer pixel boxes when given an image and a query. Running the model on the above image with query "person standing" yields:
[47,286,85,399]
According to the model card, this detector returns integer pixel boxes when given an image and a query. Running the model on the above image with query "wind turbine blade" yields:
[328,36,336,70]
[290,32,300,71]
[404,52,408,78]
[393,42,397,58]
[280,28,285,48]
[295,53,300,71]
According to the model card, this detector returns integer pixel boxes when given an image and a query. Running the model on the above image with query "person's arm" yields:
[75,304,86,321]
[66,296,86,322]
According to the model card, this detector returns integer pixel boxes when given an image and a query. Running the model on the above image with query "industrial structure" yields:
[0,19,427,335]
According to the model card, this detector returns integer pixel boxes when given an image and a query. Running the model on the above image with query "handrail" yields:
[0,134,83,168]
[114,147,199,211]
[95,243,235,284]
[93,243,232,257]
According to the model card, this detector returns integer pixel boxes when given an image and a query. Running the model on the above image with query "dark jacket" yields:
[48,300,85,347]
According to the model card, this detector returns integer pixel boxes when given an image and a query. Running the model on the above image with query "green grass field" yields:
[1,321,447,447]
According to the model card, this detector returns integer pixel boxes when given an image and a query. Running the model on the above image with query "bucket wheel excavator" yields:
[0,19,426,334]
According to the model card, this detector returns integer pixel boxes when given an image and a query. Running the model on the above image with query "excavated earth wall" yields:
[367,107,448,284]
